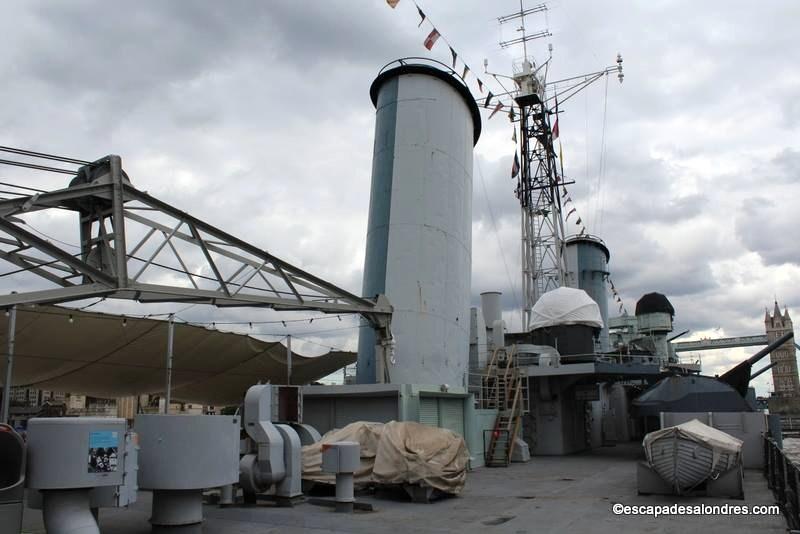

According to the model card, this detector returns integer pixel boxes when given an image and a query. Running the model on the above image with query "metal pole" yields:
[164,314,174,414]
[108,155,129,287]
[286,335,292,385]
[1,304,17,424]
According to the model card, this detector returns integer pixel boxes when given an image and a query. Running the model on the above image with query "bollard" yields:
[321,441,360,513]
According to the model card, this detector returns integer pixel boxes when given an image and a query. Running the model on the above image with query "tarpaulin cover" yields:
[0,305,355,405]
[529,287,603,330]
[302,421,470,494]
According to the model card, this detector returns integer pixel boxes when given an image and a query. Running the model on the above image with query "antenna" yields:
[498,2,551,62]
[490,1,626,329]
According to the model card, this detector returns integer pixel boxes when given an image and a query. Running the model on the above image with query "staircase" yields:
[482,346,528,467]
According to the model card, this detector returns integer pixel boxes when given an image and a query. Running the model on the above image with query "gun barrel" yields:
[747,331,794,365]
[750,361,778,381]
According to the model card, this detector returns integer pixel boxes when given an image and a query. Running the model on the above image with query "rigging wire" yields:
[0,158,77,175]
[0,181,47,193]
[475,156,520,321]
[0,145,90,166]
[596,72,610,235]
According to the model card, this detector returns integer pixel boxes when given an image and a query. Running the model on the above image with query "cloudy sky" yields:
[1,0,797,394]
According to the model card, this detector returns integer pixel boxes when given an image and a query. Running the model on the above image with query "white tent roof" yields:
[0,305,355,405]
[529,287,603,330]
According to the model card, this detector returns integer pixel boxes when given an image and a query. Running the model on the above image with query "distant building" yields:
[10,387,65,407]
[66,393,87,411]
[766,301,798,397]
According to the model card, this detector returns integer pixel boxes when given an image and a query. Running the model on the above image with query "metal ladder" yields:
[482,346,527,467]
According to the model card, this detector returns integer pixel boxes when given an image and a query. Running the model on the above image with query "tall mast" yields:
[494,2,624,330]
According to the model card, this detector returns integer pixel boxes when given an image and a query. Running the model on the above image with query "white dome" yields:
[530,287,603,330]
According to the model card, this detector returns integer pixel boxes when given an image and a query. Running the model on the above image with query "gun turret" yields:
[718,331,794,396]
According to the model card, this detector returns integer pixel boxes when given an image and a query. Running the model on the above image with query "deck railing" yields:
[764,436,799,529]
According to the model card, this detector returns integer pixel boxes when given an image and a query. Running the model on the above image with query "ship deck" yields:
[22,443,784,533]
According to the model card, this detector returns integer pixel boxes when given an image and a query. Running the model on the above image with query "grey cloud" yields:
[735,197,800,266]
[1,0,798,396]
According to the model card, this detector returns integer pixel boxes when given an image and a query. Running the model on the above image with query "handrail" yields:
[764,436,798,529]
[506,382,522,460]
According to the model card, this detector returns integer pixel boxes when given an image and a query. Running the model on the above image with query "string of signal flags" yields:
[386,0,628,316]
[385,0,514,121]
[552,180,629,316]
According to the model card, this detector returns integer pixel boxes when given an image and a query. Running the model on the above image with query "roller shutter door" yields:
[419,397,439,427]
[439,398,464,437]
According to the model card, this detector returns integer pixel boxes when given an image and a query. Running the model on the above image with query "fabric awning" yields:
[0,305,355,405]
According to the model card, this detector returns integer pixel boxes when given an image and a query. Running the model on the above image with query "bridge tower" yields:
[766,301,798,397]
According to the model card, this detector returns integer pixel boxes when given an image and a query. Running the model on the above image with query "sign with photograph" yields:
[88,431,119,473]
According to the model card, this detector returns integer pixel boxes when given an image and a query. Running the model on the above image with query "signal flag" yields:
[424,28,440,50]
[511,153,520,178]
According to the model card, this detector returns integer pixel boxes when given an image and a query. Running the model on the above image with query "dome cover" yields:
[530,287,603,330]
[635,292,675,316]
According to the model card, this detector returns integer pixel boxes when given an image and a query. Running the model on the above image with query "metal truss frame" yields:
[0,155,393,339]
[515,94,568,329]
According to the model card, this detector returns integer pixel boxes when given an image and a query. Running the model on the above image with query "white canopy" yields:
[529,287,603,330]
[0,305,355,405]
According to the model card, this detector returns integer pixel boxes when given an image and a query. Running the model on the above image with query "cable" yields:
[596,72,610,234]
[0,158,77,175]
[21,221,81,249]
[0,145,90,166]
[175,318,365,338]
[0,181,47,193]
[475,156,520,316]
[171,313,351,327]
[0,254,81,278]
[290,335,351,353]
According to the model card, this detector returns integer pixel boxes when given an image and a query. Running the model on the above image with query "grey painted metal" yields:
[238,385,305,496]
[0,157,393,349]
[661,412,768,469]
[322,441,360,473]
[27,431,137,511]
[358,61,478,387]
[274,424,302,498]
[751,361,778,380]
[419,397,438,427]
[480,291,503,325]
[164,315,174,413]
[289,423,321,446]
[287,335,292,385]
[135,415,239,490]
[219,484,234,507]
[26,418,126,489]
[1,304,16,423]
[439,397,465,437]
[109,155,128,288]
[565,235,610,351]
[334,474,354,513]
[469,307,488,369]
[357,74,399,384]
[674,334,769,352]
[150,489,203,526]
[42,489,100,534]
[321,441,359,512]
[0,423,25,534]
